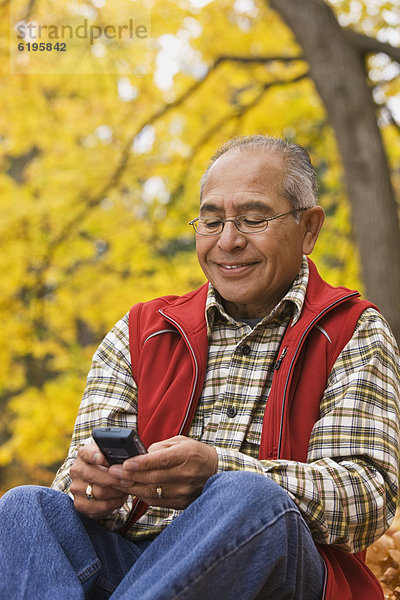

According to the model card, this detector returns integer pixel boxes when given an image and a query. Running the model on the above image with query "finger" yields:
[147,436,187,453]
[126,483,171,501]
[73,493,128,519]
[70,456,122,493]
[111,447,202,485]
[127,482,198,511]
[110,445,182,479]
[109,435,190,478]
[78,443,108,467]
[70,465,123,497]
[71,475,129,505]
[84,482,128,502]
[109,439,217,490]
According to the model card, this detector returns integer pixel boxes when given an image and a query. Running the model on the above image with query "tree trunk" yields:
[269,0,400,343]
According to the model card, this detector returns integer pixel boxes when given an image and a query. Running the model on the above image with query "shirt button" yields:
[239,344,251,356]
[227,406,238,418]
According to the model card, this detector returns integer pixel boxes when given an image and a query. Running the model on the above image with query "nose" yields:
[216,220,247,252]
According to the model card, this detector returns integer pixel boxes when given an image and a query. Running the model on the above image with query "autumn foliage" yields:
[367,513,400,599]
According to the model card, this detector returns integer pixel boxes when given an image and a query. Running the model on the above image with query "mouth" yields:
[220,263,253,269]
[216,262,258,274]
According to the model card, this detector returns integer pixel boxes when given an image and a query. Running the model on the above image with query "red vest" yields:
[123,259,383,599]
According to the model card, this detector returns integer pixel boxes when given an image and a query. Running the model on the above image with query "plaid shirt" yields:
[52,258,400,553]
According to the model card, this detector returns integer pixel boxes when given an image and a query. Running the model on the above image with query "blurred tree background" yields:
[0,0,399,495]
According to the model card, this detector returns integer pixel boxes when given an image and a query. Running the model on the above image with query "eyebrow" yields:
[199,200,274,214]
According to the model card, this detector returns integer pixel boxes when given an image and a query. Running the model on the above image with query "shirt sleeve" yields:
[51,312,138,530]
[215,308,400,553]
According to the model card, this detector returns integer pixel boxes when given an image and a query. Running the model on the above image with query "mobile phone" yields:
[92,426,147,465]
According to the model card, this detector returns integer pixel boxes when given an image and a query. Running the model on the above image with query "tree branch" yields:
[345,28,400,64]
[214,55,304,66]
[38,54,309,275]
[168,70,310,208]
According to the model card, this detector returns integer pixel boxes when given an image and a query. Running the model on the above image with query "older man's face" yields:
[196,149,318,319]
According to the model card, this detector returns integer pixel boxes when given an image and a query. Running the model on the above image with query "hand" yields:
[70,443,129,519]
[109,436,218,510]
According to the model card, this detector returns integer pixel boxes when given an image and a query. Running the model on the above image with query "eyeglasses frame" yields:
[189,208,308,235]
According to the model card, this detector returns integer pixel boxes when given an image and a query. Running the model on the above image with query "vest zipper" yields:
[118,312,200,534]
[158,309,199,435]
[276,292,359,458]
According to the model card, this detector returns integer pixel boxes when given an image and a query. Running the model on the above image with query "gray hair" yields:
[200,135,318,211]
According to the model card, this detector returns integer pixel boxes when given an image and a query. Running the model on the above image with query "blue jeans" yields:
[0,472,325,599]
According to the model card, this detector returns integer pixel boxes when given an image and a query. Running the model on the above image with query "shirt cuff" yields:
[215,446,266,475]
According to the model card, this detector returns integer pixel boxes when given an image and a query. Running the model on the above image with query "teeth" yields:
[222,264,249,269]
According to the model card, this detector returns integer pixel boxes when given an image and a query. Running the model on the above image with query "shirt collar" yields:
[205,256,309,335]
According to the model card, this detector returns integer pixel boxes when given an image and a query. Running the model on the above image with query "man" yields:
[1,135,399,599]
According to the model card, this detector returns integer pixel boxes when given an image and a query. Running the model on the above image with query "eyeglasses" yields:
[189,209,306,235]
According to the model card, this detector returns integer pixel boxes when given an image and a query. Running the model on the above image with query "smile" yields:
[217,262,258,273]
[220,263,254,269]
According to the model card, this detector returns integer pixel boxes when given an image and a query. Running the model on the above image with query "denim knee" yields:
[2,485,43,509]
[205,471,297,516]
[1,485,71,517]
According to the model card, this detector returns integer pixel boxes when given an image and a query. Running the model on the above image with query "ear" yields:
[301,206,325,255]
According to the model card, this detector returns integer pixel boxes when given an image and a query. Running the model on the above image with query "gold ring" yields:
[86,484,95,501]
[156,485,162,499]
